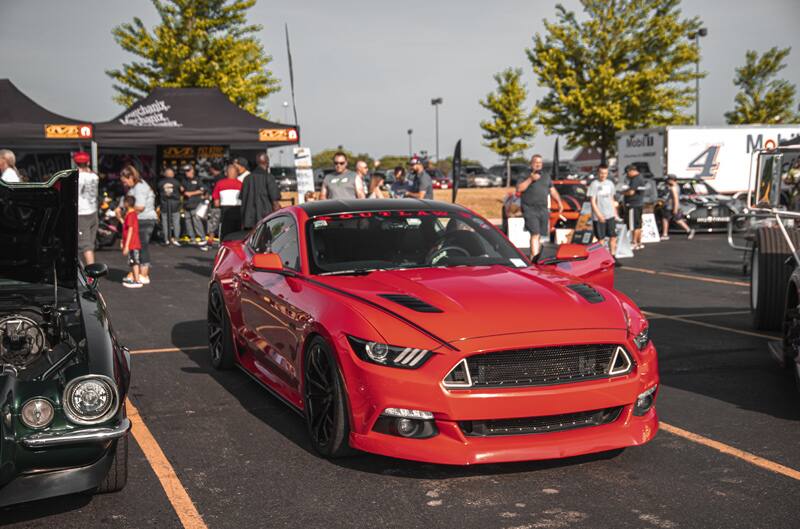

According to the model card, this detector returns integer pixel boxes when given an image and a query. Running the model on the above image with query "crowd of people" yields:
[517,154,696,262]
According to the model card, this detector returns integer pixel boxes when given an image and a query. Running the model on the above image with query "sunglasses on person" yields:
[334,161,346,166]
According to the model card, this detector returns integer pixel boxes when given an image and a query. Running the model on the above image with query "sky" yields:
[2,0,799,166]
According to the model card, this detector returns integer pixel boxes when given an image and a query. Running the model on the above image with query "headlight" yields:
[20,398,54,429]
[347,336,432,369]
[63,375,119,425]
[633,326,650,350]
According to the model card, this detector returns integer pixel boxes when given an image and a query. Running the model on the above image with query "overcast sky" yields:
[2,0,799,166]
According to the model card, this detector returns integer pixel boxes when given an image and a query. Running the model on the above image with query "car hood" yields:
[0,170,79,290]
[316,265,626,343]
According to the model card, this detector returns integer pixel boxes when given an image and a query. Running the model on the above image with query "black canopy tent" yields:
[0,79,94,180]
[93,87,298,149]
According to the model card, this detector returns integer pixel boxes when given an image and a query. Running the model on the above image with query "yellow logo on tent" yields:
[259,128,298,142]
[45,124,93,139]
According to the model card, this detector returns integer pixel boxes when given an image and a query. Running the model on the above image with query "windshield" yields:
[554,183,587,201]
[307,209,528,275]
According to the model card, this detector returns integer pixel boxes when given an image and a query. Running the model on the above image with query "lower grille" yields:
[464,344,626,388]
[460,406,623,437]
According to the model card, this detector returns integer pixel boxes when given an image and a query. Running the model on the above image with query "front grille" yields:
[460,406,623,436]
[464,344,627,388]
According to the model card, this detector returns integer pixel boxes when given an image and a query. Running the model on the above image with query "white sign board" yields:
[294,147,314,203]
[640,213,661,243]
[508,217,531,249]
[616,130,666,179]
[666,126,800,194]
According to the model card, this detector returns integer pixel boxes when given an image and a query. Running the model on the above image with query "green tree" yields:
[528,0,703,162]
[725,47,798,124]
[479,68,537,186]
[107,0,280,115]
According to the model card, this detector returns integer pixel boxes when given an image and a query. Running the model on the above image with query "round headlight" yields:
[63,375,118,425]
[365,341,389,363]
[20,398,54,429]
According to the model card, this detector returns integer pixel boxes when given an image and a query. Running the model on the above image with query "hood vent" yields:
[378,293,443,313]
[567,283,604,304]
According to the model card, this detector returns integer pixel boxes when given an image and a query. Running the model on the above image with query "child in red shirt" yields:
[122,195,143,288]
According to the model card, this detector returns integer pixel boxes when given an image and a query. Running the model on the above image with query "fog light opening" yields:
[395,418,420,437]
[633,385,658,416]
[373,408,438,439]
[20,398,55,429]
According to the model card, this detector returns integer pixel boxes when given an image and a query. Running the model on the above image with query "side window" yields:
[248,224,269,253]
[266,216,300,271]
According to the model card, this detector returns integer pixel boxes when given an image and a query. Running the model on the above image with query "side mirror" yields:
[252,253,283,272]
[84,263,108,289]
[555,243,589,262]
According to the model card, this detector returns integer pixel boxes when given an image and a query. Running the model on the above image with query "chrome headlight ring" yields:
[62,374,120,426]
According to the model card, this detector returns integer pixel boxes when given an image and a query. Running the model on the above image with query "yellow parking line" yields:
[643,310,779,341]
[127,399,208,529]
[661,422,800,481]
[621,266,749,287]
[131,345,207,355]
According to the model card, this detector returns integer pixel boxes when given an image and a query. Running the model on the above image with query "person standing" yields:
[390,166,412,198]
[623,165,648,250]
[181,164,206,247]
[406,156,433,200]
[0,149,20,183]
[157,167,182,246]
[74,151,99,265]
[661,174,696,240]
[320,152,365,199]
[234,157,251,183]
[121,196,143,289]
[117,165,156,284]
[587,163,618,256]
[241,152,281,229]
[517,154,563,260]
[214,164,244,239]
[368,172,386,198]
[205,163,224,245]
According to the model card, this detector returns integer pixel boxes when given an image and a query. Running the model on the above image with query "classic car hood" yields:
[0,169,79,290]
[317,265,626,342]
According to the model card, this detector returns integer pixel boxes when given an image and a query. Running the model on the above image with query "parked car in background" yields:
[459,165,493,188]
[655,177,745,233]
[427,168,452,190]
[489,163,530,186]
[0,170,131,507]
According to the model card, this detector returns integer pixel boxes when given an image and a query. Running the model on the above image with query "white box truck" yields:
[616,125,800,194]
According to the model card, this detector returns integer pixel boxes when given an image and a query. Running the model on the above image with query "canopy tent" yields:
[0,79,93,149]
[93,87,298,149]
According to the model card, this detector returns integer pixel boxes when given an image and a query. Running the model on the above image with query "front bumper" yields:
[21,418,131,449]
[337,330,659,465]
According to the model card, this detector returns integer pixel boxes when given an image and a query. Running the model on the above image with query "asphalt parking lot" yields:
[2,233,799,529]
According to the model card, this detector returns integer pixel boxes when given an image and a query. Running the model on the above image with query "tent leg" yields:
[91,141,98,173]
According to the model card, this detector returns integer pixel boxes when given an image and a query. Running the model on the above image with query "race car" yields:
[501,179,589,235]
[208,199,658,465]
[656,178,745,233]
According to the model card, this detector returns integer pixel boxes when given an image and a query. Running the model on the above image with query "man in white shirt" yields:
[0,149,20,183]
[234,157,251,183]
[74,151,100,264]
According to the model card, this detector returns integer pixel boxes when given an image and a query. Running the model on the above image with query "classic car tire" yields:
[208,283,236,370]
[96,436,128,494]
[303,337,355,458]
[751,227,800,330]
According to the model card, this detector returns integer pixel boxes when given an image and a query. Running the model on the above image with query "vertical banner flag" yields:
[452,139,462,203]
[553,138,560,180]
[285,23,299,126]
[294,147,314,203]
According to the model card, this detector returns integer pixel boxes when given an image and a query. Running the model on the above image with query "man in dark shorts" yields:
[623,165,648,250]
[516,154,562,260]
[588,163,618,255]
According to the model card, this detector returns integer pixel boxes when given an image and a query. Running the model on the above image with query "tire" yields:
[208,283,236,369]
[303,337,354,458]
[96,436,128,494]
[751,227,800,330]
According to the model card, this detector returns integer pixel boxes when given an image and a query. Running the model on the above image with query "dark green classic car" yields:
[0,169,131,507]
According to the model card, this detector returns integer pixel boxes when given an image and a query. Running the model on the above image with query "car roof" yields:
[298,198,469,217]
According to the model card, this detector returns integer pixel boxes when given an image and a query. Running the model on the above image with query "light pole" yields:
[431,97,443,162]
[688,28,707,125]
[282,101,289,123]
[407,129,413,157]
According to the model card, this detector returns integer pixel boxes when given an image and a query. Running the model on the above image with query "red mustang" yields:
[208,199,658,464]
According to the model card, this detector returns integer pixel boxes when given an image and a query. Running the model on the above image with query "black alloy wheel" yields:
[208,283,235,369]
[303,337,353,458]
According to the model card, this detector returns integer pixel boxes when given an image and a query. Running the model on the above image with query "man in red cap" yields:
[74,151,99,265]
